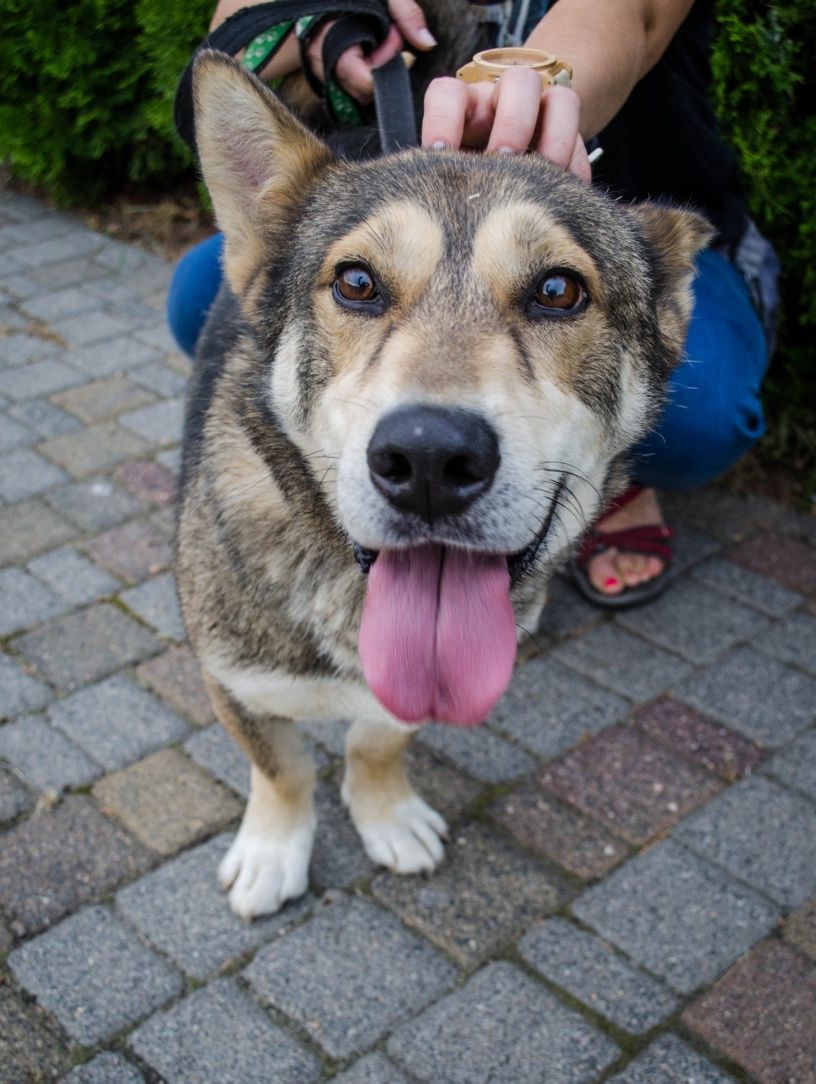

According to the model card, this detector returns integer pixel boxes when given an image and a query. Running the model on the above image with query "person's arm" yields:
[209,0,435,102]
[421,0,694,178]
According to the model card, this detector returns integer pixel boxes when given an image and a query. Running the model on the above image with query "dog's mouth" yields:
[354,482,563,728]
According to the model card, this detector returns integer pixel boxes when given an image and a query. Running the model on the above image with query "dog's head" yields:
[193,53,712,724]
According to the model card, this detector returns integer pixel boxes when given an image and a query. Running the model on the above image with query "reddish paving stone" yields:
[539,726,722,845]
[404,745,483,826]
[137,644,214,725]
[490,782,628,881]
[114,459,176,507]
[785,898,816,963]
[37,421,149,478]
[728,532,816,594]
[51,376,155,423]
[683,940,816,1084]
[83,518,172,582]
[633,697,763,781]
[94,748,242,856]
[0,795,152,935]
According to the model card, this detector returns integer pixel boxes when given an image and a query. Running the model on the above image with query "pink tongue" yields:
[359,545,517,726]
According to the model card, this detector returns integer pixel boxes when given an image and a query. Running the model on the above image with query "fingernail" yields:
[604,577,619,588]
[417,29,437,49]
[430,140,450,151]
[496,146,519,155]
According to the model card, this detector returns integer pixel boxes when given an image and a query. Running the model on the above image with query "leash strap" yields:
[175,1,417,157]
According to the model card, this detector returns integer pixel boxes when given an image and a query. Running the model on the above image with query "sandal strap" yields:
[577,524,675,566]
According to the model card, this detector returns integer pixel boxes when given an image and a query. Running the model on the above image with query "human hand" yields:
[421,65,591,182]
[307,0,436,103]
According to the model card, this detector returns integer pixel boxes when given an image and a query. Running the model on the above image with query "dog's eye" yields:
[333,264,384,311]
[528,272,587,318]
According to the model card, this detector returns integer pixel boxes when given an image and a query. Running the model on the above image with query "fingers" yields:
[535,84,582,167]
[388,0,436,50]
[486,65,546,153]
[568,136,592,184]
[335,45,375,102]
[367,23,404,69]
[421,76,469,148]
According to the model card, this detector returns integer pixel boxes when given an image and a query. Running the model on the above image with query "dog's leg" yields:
[342,718,447,874]
[204,674,316,919]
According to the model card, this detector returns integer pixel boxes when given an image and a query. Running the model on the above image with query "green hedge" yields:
[1,0,813,488]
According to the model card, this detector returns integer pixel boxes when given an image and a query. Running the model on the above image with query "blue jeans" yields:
[166,235,768,491]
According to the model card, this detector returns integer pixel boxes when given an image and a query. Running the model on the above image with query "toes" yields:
[587,548,623,594]
[219,822,314,919]
[355,795,447,874]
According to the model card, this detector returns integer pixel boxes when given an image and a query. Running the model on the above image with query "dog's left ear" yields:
[193,51,334,292]
[628,204,715,358]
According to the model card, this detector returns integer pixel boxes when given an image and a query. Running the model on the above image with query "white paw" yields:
[356,795,448,874]
[218,817,315,919]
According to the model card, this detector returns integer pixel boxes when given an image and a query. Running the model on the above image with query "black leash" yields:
[175,1,418,159]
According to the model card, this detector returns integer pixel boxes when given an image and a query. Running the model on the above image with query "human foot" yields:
[587,487,668,597]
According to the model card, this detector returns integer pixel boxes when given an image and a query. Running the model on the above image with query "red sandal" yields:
[571,486,675,609]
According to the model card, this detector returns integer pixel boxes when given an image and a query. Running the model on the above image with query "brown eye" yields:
[530,271,587,317]
[333,264,380,307]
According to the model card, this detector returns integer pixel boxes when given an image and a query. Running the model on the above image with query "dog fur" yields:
[177,50,711,918]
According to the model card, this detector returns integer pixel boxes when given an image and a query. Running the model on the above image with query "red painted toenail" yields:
[604,577,619,588]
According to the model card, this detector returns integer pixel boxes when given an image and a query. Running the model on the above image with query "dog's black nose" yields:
[367,406,500,520]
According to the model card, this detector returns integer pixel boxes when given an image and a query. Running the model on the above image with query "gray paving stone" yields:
[0,411,35,451]
[617,580,769,664]
[134,321,177,354]
[0,567,68,635]
[28,546,119,605]
[0,446,68,501]
[372,822,563,965]
[120,397,184,445]
[8,396,82,437]
[9,905,183,1043]
[121,573,185,640]
[418,719,536,783]
[27,257,108,291]
[157,445,182,475]
[244,894,456,1058]
[0,272,44,301]
[94,239,151,273]
[14,233,104,268]
[130,978,320,1084]
[676,645,816,748]
[0,985,68,1083]
[45,476,142,531]
[0,359,85,400]
[62,1051,146,1084]
[672,525,722,572]
[0,652,53,718]
[184,723,250,797]
[334,1054,411,1084]
[14,603,160,690]
[553,623,692,701]
[130,361,188,397]
[65,337,161,378]
[0,332,58,367]
[51,310,132,350]
[518,917,679,1034]
[0,499,75,567]
[0,713,100,791]
[537,573,601,640]
[691,556,803,616]
[608,1034,736,1083]
[21,286,99,323]
[572,840,778,994]
[49,673,189,769]
[766,727,816,798]
[298,715,348,756]
[0,764,34,822]
[117,833,312,978]
[388,960,619,1084]
[310,780,377,889]
[490,656,630,759]
[754,611,816,675]
[675,775,816,907]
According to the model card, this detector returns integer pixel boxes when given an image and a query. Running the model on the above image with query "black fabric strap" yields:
[175,1,417,157]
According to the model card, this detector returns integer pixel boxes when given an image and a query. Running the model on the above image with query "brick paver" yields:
[3,190,815,1081]
[684,940,816,1083]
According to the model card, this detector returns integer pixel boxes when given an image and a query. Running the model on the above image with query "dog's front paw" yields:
[219,818,315,919]
[355,795,448,874]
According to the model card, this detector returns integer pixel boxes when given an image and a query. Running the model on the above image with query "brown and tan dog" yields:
[177,50,710,919]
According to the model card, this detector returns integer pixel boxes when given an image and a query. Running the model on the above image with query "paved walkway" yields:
[1,185,815,1084]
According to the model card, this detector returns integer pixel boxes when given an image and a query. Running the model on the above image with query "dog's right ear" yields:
[193,51,333,293]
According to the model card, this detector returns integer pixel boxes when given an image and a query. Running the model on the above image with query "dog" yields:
[176,49,711,920]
